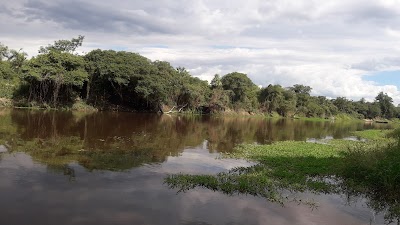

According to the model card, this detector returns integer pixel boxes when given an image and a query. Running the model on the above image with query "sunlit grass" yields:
[351,129,392,141]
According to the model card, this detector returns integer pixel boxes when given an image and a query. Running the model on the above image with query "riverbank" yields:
[1,98,399,125]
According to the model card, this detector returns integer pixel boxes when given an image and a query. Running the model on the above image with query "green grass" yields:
[352,129,392,141]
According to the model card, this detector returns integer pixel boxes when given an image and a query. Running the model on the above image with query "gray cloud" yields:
[344,2,400,23]
[21,0,175,34]
[352,57,400,71]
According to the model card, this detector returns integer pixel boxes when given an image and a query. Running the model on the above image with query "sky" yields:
[1,0,400,105]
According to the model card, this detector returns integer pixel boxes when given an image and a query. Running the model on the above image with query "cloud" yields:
[1,0,399,104]
[21,0,175,34]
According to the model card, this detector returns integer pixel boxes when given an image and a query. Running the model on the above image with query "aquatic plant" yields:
[165,128,400,223]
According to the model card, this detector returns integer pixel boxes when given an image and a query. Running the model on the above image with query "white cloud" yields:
[1,0,400,104]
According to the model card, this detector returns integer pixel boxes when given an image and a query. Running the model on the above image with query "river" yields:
[0,109,395,225]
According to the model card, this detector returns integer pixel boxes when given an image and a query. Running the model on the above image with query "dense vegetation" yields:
[1,36,399,119]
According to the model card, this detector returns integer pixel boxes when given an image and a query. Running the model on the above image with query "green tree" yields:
[0,43,26,98]
[0,43,9,61]
[163,67,210,111]
[209,88,231,112]
[367,102,382,119]
[210,74,222,89]
[21,37,88,106]
[134,60,173,108]
[333,97,355,114]
[305,96,337,118]
[39,35,85,54]
[306,99,325,117]
[22,50,88,106]
[375,92,395,119]
[288,84,312,115]
[258,84,284,113]
[277,89,297,117]
[0,43,27,75]
[221,72,259,111]
[354,98,369,119]
[84,49,156,108]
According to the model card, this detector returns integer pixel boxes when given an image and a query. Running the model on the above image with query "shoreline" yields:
[1,98,399,124]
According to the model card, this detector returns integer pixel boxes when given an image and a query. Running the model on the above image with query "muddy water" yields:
[0,109,394,225]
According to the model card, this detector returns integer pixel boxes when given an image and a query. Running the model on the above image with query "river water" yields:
[0,109,395,225]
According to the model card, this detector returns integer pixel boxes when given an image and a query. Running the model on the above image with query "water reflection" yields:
[0,150,389,225]
[0,109,391,172]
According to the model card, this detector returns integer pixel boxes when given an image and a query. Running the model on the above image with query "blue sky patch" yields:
[364,71,400,88]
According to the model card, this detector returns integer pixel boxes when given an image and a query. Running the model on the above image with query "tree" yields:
[289,84,312,95]
[0,43,26,98]
[221,72,259,111]
[258,84,284,113]
[333,97,355,114]
[22,51,88,105]
[305,96,338,118]
[277,89,297,117]
[306,99,325,117]
[210,74,222,89]
[84,49,156,108]
[39,35,85,54]
[134,60,172,108]
[164,67,210,111]
[0,43,9,61]
[354,98,369,119]
[0,43,27,74]
[22,37,88,106]
[288,84,312,115]
[209,88,231,112]
[367,102,382,119]
[375,92,395,119]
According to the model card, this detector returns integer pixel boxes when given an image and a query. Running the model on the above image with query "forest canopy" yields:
[0,36,399,119]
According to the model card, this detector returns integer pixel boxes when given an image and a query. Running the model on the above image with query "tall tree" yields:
[288,84,312,114]
[210,74,222,89]
[0,43,26,98]
[333,97,355,114]
[375,92,395,119]
[84,49,156,107]
[22,37,88,106]
[221,72,259,111]
[39,35,85,54]
[258,84,284,113]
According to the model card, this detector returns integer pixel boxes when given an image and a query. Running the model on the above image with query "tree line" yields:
[0,36,399,119]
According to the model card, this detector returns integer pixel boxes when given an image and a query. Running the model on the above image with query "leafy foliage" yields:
[21,50,88,106]
[221,72,259,111]
[39,35,84,54]
[1,37,399,119]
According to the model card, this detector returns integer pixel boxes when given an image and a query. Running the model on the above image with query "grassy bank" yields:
[165,128,400,222]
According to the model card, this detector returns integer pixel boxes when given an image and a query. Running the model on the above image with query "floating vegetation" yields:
[165,128,400,223]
